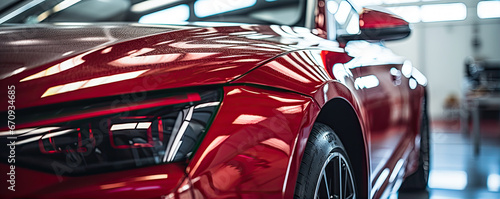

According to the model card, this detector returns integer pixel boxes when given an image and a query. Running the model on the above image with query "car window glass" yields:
[1,0,131,24]
[325,0,359,40]
[139,4,190,23]
[1,0,303,26]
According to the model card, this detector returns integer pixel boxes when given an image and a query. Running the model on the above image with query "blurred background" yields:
[351,1,500,199]
[0,0,499,198]
[351,0,500,121]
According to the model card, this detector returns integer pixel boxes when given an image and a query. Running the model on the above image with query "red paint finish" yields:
[0,1,426,199]
[354,63,412,197]
[233,51,331,96]
[233,43,423,198]
[360,8,409,29]
[186,86,319,198]
[1,24,297,111]
[0,24,182,74]
[320,50,354,79]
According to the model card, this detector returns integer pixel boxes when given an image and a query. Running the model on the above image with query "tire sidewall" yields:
[294,123,356,198]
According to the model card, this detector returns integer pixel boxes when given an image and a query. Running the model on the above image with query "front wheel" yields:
[294,123,357,199]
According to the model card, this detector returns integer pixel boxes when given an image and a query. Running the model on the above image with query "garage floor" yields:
[392,120,500,199]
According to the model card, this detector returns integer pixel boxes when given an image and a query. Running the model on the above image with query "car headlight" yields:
[0,89,221,176]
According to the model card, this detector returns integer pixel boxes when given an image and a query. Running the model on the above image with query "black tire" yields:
[294,123,357,199]
[400,101,430,191]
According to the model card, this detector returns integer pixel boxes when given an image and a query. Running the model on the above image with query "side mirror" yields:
[338,8,411,42]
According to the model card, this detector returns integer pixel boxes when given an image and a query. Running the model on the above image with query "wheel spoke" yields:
[343,160,348,199]
[314,152,356,199]
[339,155,343,199]
[323,172,331,198]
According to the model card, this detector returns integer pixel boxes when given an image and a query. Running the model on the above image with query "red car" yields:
[0,0,429,198]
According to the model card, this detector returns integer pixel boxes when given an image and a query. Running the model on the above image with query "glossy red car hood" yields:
[0,23,323,111]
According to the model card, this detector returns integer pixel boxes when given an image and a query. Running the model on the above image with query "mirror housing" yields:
[338,8,411,42]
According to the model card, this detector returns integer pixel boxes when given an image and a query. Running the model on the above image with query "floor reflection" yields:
[393,120,500,199]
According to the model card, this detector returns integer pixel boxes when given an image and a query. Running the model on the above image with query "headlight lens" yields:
[0,90,220,176]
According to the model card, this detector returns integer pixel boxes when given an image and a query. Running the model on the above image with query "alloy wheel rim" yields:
[314,152,356,199]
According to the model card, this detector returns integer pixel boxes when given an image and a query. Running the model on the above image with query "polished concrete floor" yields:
[393,120,500,199]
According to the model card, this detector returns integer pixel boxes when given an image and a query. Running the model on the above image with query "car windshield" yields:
[0,0,304,25]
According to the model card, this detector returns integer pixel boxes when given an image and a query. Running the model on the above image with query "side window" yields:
[325,0,360,40]
[139,4,190,24]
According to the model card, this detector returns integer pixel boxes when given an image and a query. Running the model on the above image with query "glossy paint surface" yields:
[1,24,336,111]
[233,40,426,198]
[0,24,181,74]
[187,86,318,198]
[0,2,427,199]
[343,41,417,198]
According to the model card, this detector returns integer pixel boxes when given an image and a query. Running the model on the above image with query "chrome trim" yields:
[305,0,317,29]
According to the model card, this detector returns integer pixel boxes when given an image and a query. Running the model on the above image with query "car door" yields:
[345,41,409,177]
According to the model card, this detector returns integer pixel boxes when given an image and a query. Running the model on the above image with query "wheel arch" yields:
[230,48,372,197]
[314,96,370,199]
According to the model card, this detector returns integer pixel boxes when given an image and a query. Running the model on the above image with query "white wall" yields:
[382,1,500,119]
